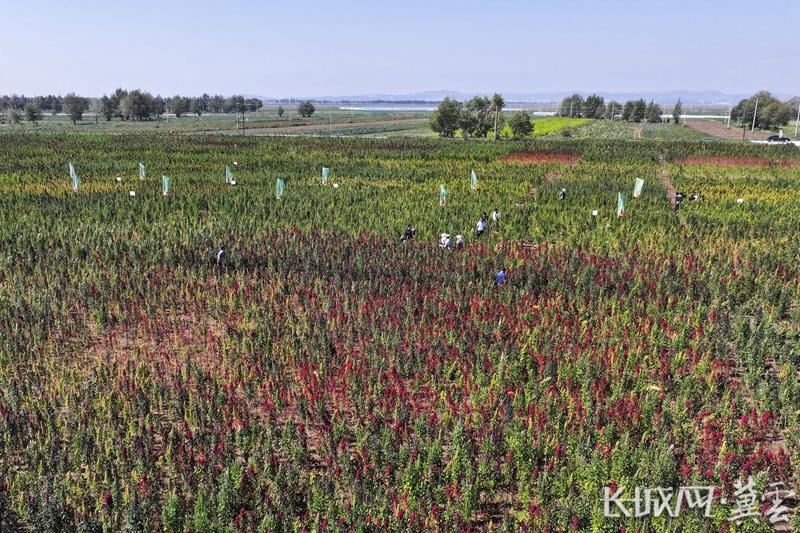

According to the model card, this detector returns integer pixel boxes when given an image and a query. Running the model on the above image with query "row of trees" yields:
[557,93,670,123]
[0,91,266,124]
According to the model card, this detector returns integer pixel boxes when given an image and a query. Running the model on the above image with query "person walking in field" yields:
[475,216,487,238]
[216,244,227,266]
[495,268,507,288]
[559,188,566,202]
[491,208,501,225]
[674,191,685,212]
[455,234,464,249]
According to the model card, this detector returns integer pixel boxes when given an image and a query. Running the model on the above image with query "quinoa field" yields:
[1,134,800,532]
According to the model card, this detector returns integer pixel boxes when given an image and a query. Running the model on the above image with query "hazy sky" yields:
[1,0,797,97]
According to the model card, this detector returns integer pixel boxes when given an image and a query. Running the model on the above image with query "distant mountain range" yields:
[251,89,792,105]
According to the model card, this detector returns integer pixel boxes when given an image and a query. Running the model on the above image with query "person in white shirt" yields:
[455,235,464,249]
[475,218,487,238]
[491,208,501,225]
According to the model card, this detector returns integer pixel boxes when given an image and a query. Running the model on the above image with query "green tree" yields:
[508,110,533,138]
[99,96,115,121]
[297,101,315,117]
[170,96,189,117]
[62,93,87,124]
[761,101,793,130]
[429,97,463,138]
[584,94,605,119]
[672,98,682,124]
[621,101,634,121]
[491,93,505,140]
[730,91,792,130]
[462,96,494,137]
[558,94,584,117]
[278,105,285,118]
[151,96,165,117]
[190,98,205,116]
[645,100,663,123]
[24,102,42,124]
[629,99,647,122]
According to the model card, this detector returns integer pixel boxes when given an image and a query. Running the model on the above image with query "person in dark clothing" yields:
[400,226,416,242]
[216,244,226,266]
[674,192,685,212]
[559,188,566,201]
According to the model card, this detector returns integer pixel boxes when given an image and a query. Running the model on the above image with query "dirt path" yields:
[658,162,677,209]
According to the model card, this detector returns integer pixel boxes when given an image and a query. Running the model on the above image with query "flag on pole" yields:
[276,178,285,199]
[322,167,330,185]
[439,184,447,206]
[617,192,625,216]
[69,163,79,192]
[633,178,644,198]
[225,165,233,184]
[139,162,146,180]
[470,169,479,190]
[162,175,171,196]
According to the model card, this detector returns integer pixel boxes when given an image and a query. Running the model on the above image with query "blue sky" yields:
[1,0,797,97]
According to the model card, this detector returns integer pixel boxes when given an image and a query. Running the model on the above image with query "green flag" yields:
[139,162,146,179]
[276,178,285,199]
[322,166,330,185]
[617,192,625,216]
[162,175,171,195]
[470,169,478,190]
[69,163,79,192]
[439,184,447,206]
[633,178,644,198]
[225,165,233,184]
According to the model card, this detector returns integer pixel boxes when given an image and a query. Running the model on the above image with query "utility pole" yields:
[795,98,800,137]
[494,104,499,140]
[726,103,732,129]
[329,105,332,132]
[751,96,759,132]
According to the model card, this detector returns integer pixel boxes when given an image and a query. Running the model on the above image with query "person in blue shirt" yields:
[495,268,506,288]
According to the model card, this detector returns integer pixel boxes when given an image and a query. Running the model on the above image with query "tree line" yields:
[557,93,670,123]
[0,91,269,124]
[557,90,798,130]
